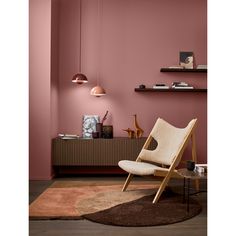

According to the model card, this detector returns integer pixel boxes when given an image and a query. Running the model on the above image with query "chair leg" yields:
[122,173,134,192]
[152,174,171,203]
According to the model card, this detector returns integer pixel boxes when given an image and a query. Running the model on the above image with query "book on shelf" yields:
[153,83,169,89]
[171,81,194,89]
[168,66,184,69]
[172,81,189,86]
[172,86,194,89]
[153,86,170,89]
[197,65,207,69]
[58,134,80,139]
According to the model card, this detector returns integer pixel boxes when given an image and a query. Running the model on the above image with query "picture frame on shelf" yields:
[179,51,194,69]
[82,115,100,138]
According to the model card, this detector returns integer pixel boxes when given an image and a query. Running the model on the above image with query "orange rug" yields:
[29,181,158,220]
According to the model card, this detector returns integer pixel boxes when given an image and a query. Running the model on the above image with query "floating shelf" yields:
[135,88,207,92]
[160,68,207,73]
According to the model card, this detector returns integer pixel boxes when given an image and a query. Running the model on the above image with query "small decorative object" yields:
[102,125,113,139]
[82,115,100,138]
[123,128,135,138]
[195,164,207,173]
[92,131,99,139]
[186,160,195,171]
[101,110,109,123]
[139,84,146,89]
[133,114,144,138]
[96,123,103,138]
[179,51,194,69]
[95,111,110,138]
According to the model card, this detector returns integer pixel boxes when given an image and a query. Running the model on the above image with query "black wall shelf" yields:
[160,68,207,73]
[134,88,207,92]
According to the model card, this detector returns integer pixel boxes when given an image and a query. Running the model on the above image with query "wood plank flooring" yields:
[29,176,207,236]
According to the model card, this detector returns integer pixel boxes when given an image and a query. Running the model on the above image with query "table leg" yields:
[187,178,190,212]
[183,177,186,203]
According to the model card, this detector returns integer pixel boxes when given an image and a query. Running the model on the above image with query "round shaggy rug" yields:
[82,190,202,227]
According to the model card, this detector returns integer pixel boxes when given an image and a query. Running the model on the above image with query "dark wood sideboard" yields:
[52,137,156,175]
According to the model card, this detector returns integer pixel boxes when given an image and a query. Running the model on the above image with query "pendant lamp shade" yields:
[72,73,88,84]
[90,85,106,97]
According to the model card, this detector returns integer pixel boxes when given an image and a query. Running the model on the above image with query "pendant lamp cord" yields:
[79,0,82,72]
[97,0,103,86]
[72,2,76,75]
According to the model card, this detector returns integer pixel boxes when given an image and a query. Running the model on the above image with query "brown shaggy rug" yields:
[29,181,201,226]
[83,191,201,226]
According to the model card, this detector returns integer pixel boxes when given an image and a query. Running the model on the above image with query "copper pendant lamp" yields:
[72,0,88,85]
[90,85,106,97]
[72,73,88,84]
[91,0,106,97]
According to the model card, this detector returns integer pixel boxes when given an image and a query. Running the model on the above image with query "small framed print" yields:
[179,51,194,69]
[82,115,100,138]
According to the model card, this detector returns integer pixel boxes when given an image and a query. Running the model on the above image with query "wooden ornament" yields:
[123,128,135,138]
[133,114,144,138]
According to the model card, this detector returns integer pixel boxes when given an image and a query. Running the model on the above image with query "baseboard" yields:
[29,174,54,181]
[53,166,126,176]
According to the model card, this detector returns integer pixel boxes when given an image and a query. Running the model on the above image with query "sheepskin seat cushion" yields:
[118,160,167,176]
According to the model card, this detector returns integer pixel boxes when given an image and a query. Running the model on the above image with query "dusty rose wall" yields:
[58,0,207,163]
[29,0,207,179]
[50,0,59,177]
[29,0,52,179]
[51,0,59,141]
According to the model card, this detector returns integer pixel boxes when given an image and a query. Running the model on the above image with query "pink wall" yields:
[50,0,59,177]
[51,0,59,140]
[58,0,207,163]
[29,0,52,179]
[29,0,207,179]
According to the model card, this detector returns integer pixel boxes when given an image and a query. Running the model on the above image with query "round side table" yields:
[177,168,207,212]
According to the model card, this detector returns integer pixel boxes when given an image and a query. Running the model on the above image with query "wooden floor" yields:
[29,176,207,236]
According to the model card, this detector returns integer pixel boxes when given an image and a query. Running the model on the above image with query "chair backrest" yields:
[138,118,197,166]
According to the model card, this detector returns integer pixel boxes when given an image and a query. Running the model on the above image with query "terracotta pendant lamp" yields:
[90,85,106,97]
[90,0,106,97]
[72,0,88,85]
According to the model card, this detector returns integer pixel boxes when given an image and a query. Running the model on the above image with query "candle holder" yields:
[92,131,99,139]
[102,125,113,139]
[96,123,103,138]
